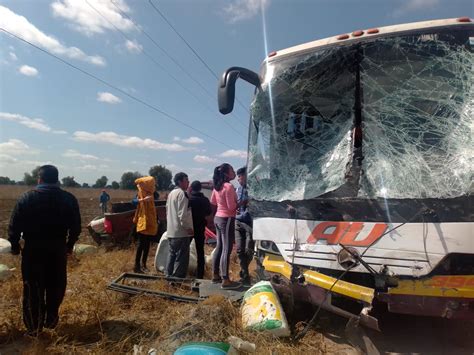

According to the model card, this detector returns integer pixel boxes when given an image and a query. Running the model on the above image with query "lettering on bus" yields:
[306,222,388,247]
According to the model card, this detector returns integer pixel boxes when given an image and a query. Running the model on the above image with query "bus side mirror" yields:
[218,67,261,115]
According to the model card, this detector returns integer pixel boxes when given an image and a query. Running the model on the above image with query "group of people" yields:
[6,162,253,335]
[161,163,253,290]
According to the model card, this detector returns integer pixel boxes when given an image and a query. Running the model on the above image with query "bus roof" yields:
[265,18,473,63]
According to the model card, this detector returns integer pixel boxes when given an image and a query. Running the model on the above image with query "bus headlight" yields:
[258,241,281,254]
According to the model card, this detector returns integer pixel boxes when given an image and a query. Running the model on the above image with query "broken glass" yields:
[248,46,356,201]
[360,33,473,198]
[248,29,473,202]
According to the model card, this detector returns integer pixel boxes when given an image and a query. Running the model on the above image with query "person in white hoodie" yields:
[165,172,193,279]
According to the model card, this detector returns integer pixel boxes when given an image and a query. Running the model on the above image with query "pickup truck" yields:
[87,182,216,247]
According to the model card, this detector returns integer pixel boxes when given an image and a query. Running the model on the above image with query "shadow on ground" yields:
[302,307,474,354]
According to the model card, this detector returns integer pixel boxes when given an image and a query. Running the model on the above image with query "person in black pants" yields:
[188,181,211,279]
[134,233,151,273]
[132,180,159,273]
[8,165,81,335]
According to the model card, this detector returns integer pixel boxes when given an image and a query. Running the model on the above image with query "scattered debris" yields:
[88,217,106,234]
[107,273,250,303]
[205,247,216,265]
[133,344,143,355]
[108,272,200,303]
[0,264,13,281]
[0,238,11,254]
[198,280,250,302]
[241,281,290,337]
[227,336,256,353]
[154,232,198,273]
[73,243,98,255]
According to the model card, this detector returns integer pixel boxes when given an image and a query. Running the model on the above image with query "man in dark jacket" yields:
[188,180,211,279]
[8,165,81,335]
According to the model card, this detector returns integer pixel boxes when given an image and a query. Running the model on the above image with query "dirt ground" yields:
[0,186,473,354]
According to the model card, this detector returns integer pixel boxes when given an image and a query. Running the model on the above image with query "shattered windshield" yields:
[248,29,473,202]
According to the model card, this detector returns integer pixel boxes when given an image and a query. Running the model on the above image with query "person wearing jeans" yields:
[210,163,241,290]
[235,166,253,286]
[189,180,211,279]
[166,172,193,279]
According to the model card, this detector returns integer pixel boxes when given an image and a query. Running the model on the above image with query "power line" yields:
[86,0,245,138]
[103,0,246,138]
[147,0,251,123]
[148,0,218,81]
[0,27,235,150]
[110,0,219,105]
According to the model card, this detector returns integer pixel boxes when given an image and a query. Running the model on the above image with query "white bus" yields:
[218,18,473,328]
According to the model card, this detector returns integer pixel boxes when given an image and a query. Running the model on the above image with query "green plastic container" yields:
[174,342,230,355]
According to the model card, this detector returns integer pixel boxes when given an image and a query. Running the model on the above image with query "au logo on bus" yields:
[307,222,388,247]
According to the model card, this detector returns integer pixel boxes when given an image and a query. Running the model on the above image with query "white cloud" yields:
[193,155,217,164]
[76,163,109,171]
[18,64,38,76]
[73,131,188,152]
[0,139,38,155]
[0,112,52,132]
[97,91,121,104]
[125,39,142,54]
[393,0,439,16]
[0,154,18,164]
[173,136,204,144]
[51,0,134,36]
[9,52,17,61]
[53,130,68,134]
[219,149,247,159]
[0,139,39,168]
[0,5,105,66]
[62,149,99,160]
[222,0,270,24]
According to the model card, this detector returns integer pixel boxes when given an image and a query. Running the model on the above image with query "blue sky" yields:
[0,0,472,185]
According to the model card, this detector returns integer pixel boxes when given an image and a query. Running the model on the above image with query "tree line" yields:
[0,165,173,190]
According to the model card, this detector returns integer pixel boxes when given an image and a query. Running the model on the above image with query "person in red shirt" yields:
[210,163,241,289]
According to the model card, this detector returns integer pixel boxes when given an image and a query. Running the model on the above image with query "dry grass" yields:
[1,188,472,354]
[0,247,337,354]
[0,186,350,354]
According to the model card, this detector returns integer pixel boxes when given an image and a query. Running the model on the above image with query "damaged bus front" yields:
[218,19,474,327]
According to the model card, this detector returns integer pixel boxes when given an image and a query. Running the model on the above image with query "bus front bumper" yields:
[262,255,474,322]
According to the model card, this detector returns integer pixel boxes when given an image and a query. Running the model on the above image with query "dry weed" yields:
[0,247,334,354]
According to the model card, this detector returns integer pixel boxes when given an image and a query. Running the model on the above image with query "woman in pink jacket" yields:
[210,163,241,289]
